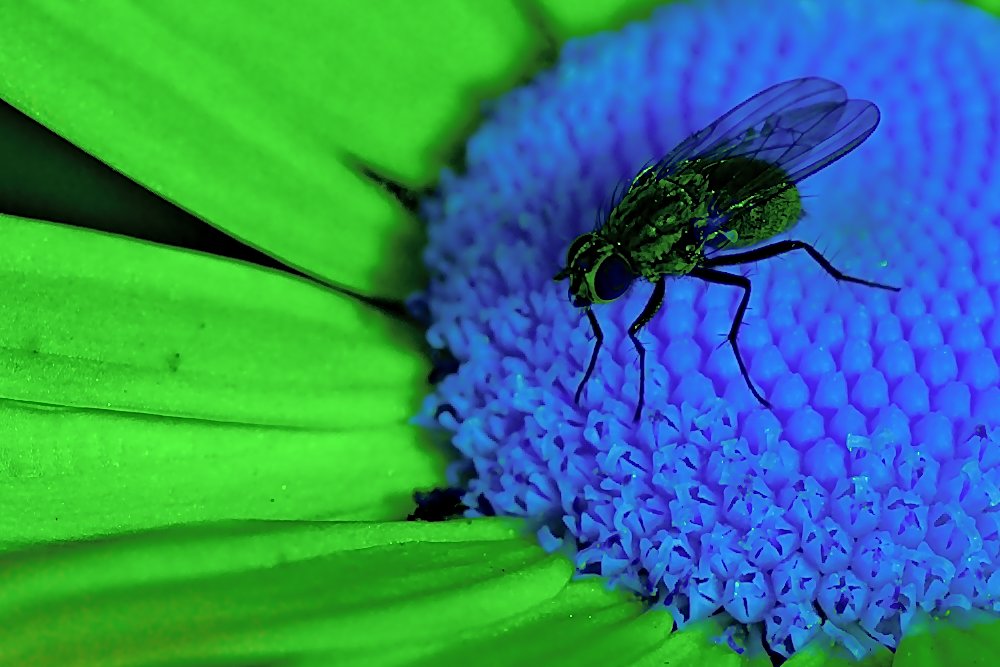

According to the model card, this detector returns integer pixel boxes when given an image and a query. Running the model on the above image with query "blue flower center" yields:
[411,0,1000,659]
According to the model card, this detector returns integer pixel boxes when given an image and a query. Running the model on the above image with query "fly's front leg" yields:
[575,308,604,404]
[628,277,666,421]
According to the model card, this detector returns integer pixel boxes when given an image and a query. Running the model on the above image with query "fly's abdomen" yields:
[697,157,803,249]
[723,185,802,248]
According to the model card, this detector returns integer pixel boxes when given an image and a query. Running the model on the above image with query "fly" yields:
[554,77,900,421]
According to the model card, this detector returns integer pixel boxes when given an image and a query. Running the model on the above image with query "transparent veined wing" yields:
[654,77,879,213]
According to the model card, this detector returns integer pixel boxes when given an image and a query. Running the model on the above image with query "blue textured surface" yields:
[411,0,1000,658]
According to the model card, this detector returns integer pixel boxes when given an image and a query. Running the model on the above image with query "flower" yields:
[0,2,998,666]
[415,0,1000,662]
[0,3,672,665]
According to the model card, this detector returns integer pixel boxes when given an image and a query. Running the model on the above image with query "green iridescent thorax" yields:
[598,157,803,281]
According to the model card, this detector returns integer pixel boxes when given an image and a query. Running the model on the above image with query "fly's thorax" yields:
[630,225,699,279]
[556,232,636,305]
[605,166,715,279]
[607,166,713,239]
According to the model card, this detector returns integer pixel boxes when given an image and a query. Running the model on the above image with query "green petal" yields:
[0,399,451,547]
[0,214,424,428]
[969,0,1000,15]
[535,0,671,38]
[0,2,537,297]
[399,578,673,667]
[783,631,893,667]
[0,518,572,666]
[632,615,772,667]
[895,609,1000,667]
[0,101,285,269]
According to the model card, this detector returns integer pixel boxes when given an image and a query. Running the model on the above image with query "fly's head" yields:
[554,232,636,308]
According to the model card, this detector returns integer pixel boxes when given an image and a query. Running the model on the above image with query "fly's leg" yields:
[701,239,900,292]
[627,277,666,422]
[575,308,604,404]
[695,240,898,406]
[689,267,770,408]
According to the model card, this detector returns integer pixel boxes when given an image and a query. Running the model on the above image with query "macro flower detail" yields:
[414,0,1000,659]
[9,0,1000,663]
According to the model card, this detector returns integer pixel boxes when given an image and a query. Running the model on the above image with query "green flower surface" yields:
[0,1,998,665]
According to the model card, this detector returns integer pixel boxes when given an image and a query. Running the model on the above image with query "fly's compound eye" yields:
[592,253,634,302]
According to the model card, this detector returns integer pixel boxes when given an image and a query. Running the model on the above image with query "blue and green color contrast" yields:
[414,0,1000,660]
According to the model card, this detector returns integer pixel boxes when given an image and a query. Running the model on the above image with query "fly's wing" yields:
[654,77,879,215]
[657,78,849,171]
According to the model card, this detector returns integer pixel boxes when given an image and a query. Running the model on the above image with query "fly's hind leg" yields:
[701,239,900,292]
[689,266,770,408]
[694,239,899,407]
